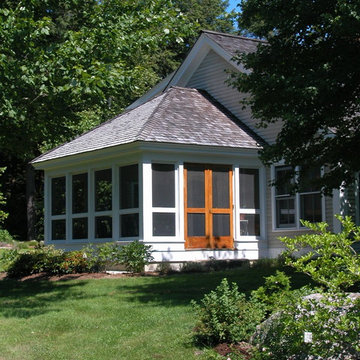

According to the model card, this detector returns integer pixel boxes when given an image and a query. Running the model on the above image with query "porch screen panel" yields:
[187,213,205,237]
[213,214,230,237]
[239,169,259,209]
[72,173,88,214]
[212,168,229,208]
[120,164,138,209]
[51,177,66,215]
[95,169,112,212]
[52,219,66,240]
[240,214,260,236]
[152,164,175,207]
[187,167,205,208]
[153,213,175,236]
[72,218,88,239]
[95,216,112,238]
[152,163,176,237]
[239,168,261,237]
[120,213,139,237]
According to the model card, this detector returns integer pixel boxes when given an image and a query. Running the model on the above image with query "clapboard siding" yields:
[186,50,282,145]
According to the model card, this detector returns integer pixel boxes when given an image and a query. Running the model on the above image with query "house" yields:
[31,30,347,263]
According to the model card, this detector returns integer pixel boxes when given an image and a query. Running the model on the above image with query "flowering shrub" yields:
[58,251,91,274]
[252,293,360,359]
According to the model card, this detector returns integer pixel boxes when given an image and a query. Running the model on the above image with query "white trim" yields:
[112,164,119,240]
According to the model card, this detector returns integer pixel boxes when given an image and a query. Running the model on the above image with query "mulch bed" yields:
[0,271,161,282]
[214,342,253,359]
[0,242,13,249]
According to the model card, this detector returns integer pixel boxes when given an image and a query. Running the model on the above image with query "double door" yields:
[184,164,233,249]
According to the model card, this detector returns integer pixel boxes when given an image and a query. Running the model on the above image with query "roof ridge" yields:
[197,88,267,147]
[135,89,172,139]
[201,29,267,44]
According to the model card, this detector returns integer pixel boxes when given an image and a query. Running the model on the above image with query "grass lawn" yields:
[0,265,310,360]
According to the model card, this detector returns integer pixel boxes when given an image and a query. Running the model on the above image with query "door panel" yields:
[184,164,233,249]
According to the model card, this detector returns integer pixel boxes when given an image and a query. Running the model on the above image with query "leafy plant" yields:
[0,167,8,224]
[280,216,360,292]
[191,278,265,346]
[119,241,154,273]
[0,228,14,244]
[251,270,291,312]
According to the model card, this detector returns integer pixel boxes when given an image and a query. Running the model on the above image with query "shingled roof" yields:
[32,87,264,164]
[202,30,265,57]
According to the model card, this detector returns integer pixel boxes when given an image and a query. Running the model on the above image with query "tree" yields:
[0,0,196,239]
[232,0,360,194]
[0,167,8,225]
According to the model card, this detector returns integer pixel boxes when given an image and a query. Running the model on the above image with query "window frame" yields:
[150,162,178,239]
[118,163,140,241]
[239,167,262,237]
[46,159,142,244]
[271,165,325,231]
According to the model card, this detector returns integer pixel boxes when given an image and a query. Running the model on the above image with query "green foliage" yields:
[233,0,360,192]
[280,216,360,292]
[191,278,265,345]
[119,241,154,273]
[0,248,18,272]
[82,242,123,271]
[0,228,13,244]
[252,293,360,359]
[0,167,8,224]
[251,270,291,312]
[3,246,98,277]
[0,0,196,160]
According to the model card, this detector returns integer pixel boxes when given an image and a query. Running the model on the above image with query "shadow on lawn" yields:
[0,279,88,319]
[117,266,311,307]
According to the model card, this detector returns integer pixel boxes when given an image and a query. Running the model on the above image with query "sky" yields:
[227,0,240,12]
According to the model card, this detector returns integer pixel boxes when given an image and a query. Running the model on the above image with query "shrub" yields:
[6,246,64,278]
[191,278,265,346]
[58,251,91,274]
[251,270,292,313]
[0,248,19,272]
[252,293,360,359]
[280,216,360,292]
[119,241,154,273]
[0,229,14,244]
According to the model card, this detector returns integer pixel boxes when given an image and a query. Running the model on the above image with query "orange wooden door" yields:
[184,164,233,249]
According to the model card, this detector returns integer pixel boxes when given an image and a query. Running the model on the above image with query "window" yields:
[51,176,66,240]
[274,166,322,229]
[239,169,260,236]
[299,167,322,223]
[152,163,176,237]
[94,169,112,239]
[71,173,88,240]
[119,164,139,238]
[275,166,296,228]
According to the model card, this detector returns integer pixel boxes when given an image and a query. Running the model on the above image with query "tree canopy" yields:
[0,0,235,239]
[233,0,360,194]
[0,0,196,160]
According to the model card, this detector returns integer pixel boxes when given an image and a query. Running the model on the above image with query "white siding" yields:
[186,50,283,145]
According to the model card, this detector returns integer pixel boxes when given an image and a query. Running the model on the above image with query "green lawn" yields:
[0,265,310,360]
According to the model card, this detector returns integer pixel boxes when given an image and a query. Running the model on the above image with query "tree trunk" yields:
[26,163,36,241]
